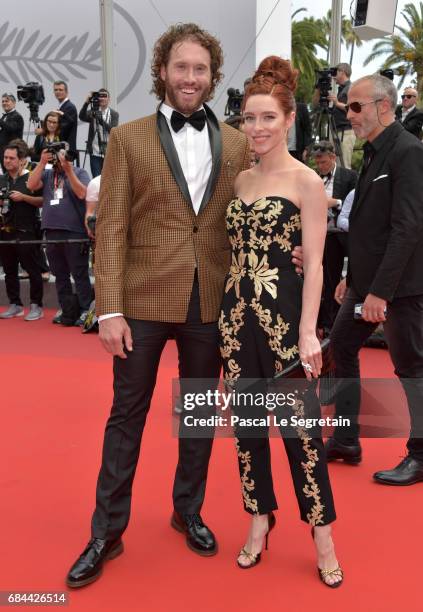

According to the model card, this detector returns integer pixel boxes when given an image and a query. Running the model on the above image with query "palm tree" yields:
[319,9,362,65]
[364,2,423,95]
[291,8,327,101]
[343,18,363,65]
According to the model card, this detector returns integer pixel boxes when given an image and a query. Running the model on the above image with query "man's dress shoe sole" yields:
[66,541,124,588]
[170,516,218,557]
[373,475,423,486]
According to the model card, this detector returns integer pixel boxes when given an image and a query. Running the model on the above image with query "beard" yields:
[165,82,210,115]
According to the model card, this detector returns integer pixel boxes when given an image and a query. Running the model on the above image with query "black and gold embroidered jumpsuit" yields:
[219,196,336,525]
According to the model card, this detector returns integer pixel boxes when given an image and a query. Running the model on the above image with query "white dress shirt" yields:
[402,104,416,122]
[337,188,355,232]
[98,102,212,322]
[159,102,211,214]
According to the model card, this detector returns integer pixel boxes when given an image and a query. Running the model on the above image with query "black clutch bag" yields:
[274,338,334,380]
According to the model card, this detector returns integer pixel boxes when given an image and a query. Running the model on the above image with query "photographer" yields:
[32,111,61,163]
[27,144,92,326]
[53,81,78,154]
[327,63,356,169]
[79,89,118,177]
[0,140,43,321]
[0,94,24,172]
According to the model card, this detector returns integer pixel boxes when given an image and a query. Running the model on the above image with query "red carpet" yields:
[1,311,421,611]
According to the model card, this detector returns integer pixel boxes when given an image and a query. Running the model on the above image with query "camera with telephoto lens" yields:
[89,91,108,113]
[17,82,45,123]
[315,67,338,108]
[225,88,244,116]
[43,141,77,164]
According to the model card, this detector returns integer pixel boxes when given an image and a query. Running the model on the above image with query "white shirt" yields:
[159,102,211,215]
[58,98,69,109]
[337,188,355,232]
[402,104,416,122]
[322,164,336,198]
[86,175,101,202]
[99,103,212,322]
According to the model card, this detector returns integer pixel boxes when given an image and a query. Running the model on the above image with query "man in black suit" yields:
[0,93,24,171]
[311,141,357,330]
[288,101,311,161]
[79,88,119,177]
[325,74,423,486]
[395,86,423,138]
[53,81,78,153]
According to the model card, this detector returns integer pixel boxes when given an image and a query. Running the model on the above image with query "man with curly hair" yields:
[66,23,250,587]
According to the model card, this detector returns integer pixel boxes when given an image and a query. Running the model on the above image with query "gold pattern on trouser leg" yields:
[291,395,325,526]
[218,298,246,385]
[235,438,259,513]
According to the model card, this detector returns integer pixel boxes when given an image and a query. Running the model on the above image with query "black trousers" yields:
[0,229,43,306]
[320,231,348,330]
[45,229,92,312]
[331,288,423,459]
[230,363,336,527]
[91,276,222,540]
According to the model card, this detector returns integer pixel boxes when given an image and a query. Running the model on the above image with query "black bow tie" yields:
[321,171,332,181]
[170,109,206,133]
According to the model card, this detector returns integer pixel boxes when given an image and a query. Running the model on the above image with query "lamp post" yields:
[329,0,343,67]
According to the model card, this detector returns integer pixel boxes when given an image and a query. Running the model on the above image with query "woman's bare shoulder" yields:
[234,167,256,191]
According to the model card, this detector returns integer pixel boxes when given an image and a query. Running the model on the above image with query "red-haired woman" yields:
[219,56,342,587]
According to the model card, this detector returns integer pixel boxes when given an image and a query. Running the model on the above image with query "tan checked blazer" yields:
[95,106,250,322]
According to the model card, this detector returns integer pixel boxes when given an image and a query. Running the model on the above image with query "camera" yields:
[379,69,394,81]
[0,185,12,226]
[225,88,244,116]
[89,91,108,113]
[315,67,338,107]
[17,82,45,123]
[86,214,96,236]
[43,141,77,164]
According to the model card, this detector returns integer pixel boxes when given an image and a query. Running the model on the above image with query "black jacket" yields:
[293,102,312,157]
[347,121,423,301]
[0,109,24,149]
[395,105,423,138]
[58,99,78,151]
[79,103,119,155]
[332,165,357,201]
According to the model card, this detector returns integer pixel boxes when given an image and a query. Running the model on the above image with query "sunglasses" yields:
[345,99,383,113]
[312,144,334,153]
[401,94,416,99]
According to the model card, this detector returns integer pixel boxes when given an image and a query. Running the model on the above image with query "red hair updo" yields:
[243,56,298,114]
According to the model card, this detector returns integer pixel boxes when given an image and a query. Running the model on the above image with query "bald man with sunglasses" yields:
[394,87,423,138]
[325,74,423,486]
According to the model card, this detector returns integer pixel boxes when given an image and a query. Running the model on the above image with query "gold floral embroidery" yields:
[274,214,301,252]
[247,251,279,299]
[251,298,299,364]
[218,298,246,383]
[235,438,259,513]
[225,251,247,298]
[291,395,325,526]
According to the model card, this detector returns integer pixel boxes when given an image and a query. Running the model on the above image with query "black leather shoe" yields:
[171,512,217,556]
[373,456,423,486]
[66,537,123,588]
[325,437,362,464]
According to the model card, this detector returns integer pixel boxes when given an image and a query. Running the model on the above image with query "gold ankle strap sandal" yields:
[318,566,344,588]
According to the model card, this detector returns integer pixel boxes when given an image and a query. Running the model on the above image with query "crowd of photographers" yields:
[1,65,423,331]
[0,81,117,325]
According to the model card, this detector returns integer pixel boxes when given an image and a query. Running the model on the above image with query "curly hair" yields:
[151,23,224,101]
